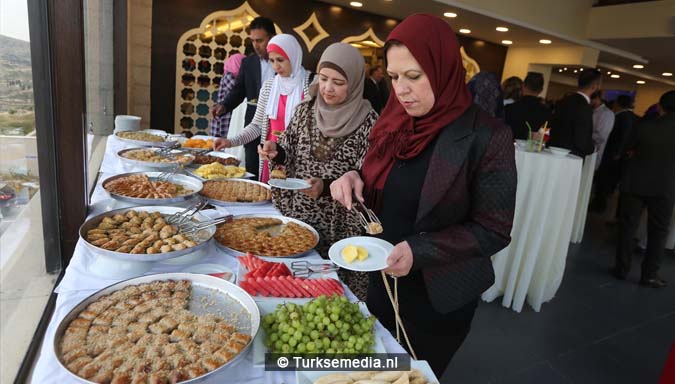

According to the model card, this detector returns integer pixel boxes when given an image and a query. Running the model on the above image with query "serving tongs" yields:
[156,142,182,158]
[166,199,209,225]
[156,164,184,182]
[290,260,339,278]
[178,214,232,236]
[352,192,383,235]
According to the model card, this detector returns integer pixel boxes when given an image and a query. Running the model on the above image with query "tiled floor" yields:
[443,212,675,384]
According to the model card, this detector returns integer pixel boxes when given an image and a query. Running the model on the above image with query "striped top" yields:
[228,72,313,178]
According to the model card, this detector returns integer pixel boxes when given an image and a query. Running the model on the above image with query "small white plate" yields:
[268,178,311,190]
[296,359,439,384]
[182,263,235,283]
[252,300,386,366]
[328,237,393,272]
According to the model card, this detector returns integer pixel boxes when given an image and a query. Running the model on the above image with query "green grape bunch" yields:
[261,295,377,354]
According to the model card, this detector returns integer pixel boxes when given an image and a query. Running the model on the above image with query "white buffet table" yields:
[482,148,583,312]
[571,151,597,243]
[31,135,407,384]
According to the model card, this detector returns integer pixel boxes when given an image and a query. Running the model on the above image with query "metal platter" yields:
[200,178,271,207]
[214,214,320,258]
[79,206,216,262]
[53,272,260,383]
[116,147,195,169]
[114,129,179,148]
[102,172,203,205]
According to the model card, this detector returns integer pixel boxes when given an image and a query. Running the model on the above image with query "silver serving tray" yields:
[201,179,271,207]
[184,168,255,181]
[53,272,260,384]
[114,129,179,147]
[79,206,215,262]
[185,150,240,168]
[214,214,320,258]
[117,147,195,169]
[102,172,204,205]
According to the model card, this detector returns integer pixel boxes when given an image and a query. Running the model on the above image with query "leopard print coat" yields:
[273,100,378,300]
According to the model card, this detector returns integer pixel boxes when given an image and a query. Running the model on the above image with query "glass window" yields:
[0,0,60,382]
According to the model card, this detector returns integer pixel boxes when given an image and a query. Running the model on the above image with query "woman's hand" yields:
[300,178,323,199]
[213,138,232,151]
[329,170,364,210]
[258,141,278,161]
[383,241,414,277]
[212,104,225,118]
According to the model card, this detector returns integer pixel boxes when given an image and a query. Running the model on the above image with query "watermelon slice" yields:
[256,277,282,297]
[247,279,271,297]
[285,276,311,297]
[239,280,258,296]
[267,276,295,297]
[278,277,303,298]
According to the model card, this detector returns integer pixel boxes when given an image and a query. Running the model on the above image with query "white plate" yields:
[252,300,385,366]
[545,146,571,157]
[296,359,439,384]
[328,237,393,272]
[236,256,339,302]
[182,263,236,283]
[268,178,311,190]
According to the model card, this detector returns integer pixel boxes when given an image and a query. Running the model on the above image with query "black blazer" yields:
[620,113,675,199]
[219,54,264,126]
[504,95,552,140]
[549,93,595,157]
[363,78,383,114]
[602,110,638,162]
[405,105,516,313]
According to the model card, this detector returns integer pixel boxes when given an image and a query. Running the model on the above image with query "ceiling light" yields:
[459,29,471,34]
[558,69,563,72]
[539,39,552,44]
[564,67,567,70]
[663,72,673,77]
[496,27,509,32]
[632,64,644,69]
[607,71,612,75]
[349,1,363,7]
[501,40,512,45]
[573,70,578,73]
[611,74,620,78]
[636,80,646,84]
[443,12,457,18]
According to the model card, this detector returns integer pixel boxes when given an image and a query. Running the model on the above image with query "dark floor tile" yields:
[497,361,568,384]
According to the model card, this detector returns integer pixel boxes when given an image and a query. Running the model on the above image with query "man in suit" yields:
[590,94,638,213]
[363,65,387,113]
[612,91,675,288]
[212,17,276,178]
[548,69,601,157]
[504,71,552,140]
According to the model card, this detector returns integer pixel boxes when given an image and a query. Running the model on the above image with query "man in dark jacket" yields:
[612,91,675,288]
[504,72,552,140]
[548,69,601,157]
[212,17,276,178]
[363,65,387,114]
[590,94,639,213]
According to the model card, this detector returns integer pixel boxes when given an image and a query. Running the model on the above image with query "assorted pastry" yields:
[194,163,247,179]
[116,131,165,143]
[200,180,271,203]
[103,174,192,199]
[270,168,287,180]
[58,279,252,383]
[214,217,317,257]
[120,149,193,165]
[192,154,241,166]
[181,138,213,149]
[85,210,199,254]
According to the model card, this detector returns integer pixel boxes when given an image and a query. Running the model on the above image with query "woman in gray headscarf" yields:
[259,42,378,300]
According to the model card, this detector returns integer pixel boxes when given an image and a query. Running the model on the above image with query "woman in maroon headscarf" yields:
[330,14,517,377]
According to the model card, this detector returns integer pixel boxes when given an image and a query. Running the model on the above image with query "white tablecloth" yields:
[571,151,597,243]
[31,135,407,384]
[482,148,583,312]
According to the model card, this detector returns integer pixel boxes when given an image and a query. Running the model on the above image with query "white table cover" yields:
[482,148,583,312]
[571,151,597,243]
[31,135,407,384]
